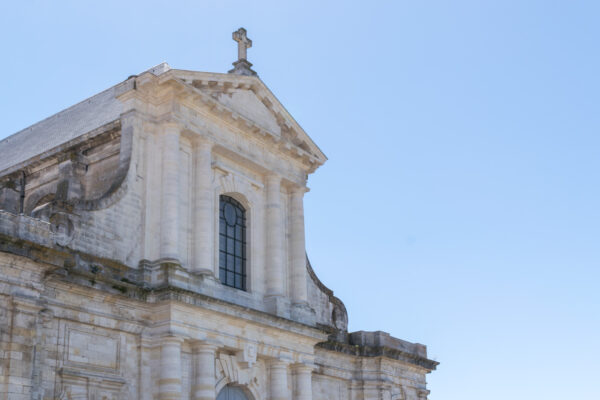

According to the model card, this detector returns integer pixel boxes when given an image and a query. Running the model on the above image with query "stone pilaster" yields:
[265,174,284,310]
[139,334,152,400]
[160,124,180,261]
[159,336,183,400]
[289,186,308,306]
[192,342,217,400]
[292,364,313,400]
[269,360,289,400]
[31,308,53,400]
[4,296,43,400]
[193,139,214,274]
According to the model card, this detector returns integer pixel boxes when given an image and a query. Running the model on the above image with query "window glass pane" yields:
[224,203,237,225]
[219,195,247,291]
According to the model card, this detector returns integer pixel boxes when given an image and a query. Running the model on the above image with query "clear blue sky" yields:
[1,1,598,399]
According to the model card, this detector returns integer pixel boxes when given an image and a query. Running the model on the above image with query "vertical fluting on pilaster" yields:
[193,139,214,274]
[160,124,180,260]
[159,336,183,400]
[290,186,308,305]
[292,364,313,400]
[266,174,284,297]
[192,342,217,400]
[269,360,289,400]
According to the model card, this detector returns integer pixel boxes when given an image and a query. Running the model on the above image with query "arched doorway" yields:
[216,385,250,400]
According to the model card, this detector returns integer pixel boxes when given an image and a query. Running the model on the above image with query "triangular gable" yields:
[164,69,327,164]
[201,86,281,137]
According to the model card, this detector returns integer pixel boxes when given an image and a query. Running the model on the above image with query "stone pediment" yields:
[162,69,327,166]
[200,86,281,137]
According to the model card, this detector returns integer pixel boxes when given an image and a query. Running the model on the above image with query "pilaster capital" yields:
[291,363,315,373]
[265,173,282,187]
[194,136,214,151]
[159,335,185,346]
[289,185,310,196]
[191,340,220,353]
[269,359,290,369]
[161,121,181,135]
[119,109,143,124]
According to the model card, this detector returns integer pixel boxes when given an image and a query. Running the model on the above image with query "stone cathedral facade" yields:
[0,30,437,400]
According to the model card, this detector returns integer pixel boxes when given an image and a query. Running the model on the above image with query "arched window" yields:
[219,195,247,290]
[217,385,250,400]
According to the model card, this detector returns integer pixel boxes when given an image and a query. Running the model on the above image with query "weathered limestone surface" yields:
[0,43,437,399]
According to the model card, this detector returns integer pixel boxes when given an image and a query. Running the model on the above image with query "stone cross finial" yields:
[228,27,257,76]
[233,28,252,61]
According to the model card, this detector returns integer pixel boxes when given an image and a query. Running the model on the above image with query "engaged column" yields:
[193,342,217,400]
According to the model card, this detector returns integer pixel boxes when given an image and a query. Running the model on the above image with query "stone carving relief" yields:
[216,352,265,399]
[332,302,348,331]
[50,212,78,246]
[236,343,258,368]
[217,170,261,199]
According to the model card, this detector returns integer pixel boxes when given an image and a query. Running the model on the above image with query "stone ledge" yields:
[316,336,439,372]
[0,226,326,341]
[0,211,53,247]
[349,330,428,358]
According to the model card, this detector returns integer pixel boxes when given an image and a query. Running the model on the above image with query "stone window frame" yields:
[218,194,247,290]
[213,186,257,295]
[212,165,260,294]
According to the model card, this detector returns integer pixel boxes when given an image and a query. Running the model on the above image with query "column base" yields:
[291,302,316,325]
[190,268,215,277]
[140,258,185,288]
[264,295,290,318]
